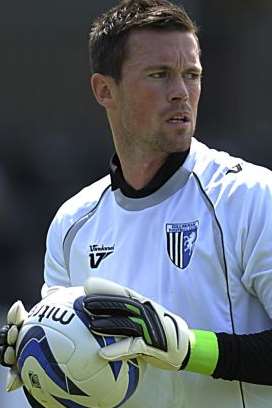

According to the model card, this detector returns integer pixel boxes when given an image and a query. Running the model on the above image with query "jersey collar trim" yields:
[113,166,191,211]
[109,144,197,211]
[110,150,189,198]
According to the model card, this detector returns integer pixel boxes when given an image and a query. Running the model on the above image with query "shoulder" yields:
[189,138,272,201]
[48,174,111,237]
[58,175,111,217]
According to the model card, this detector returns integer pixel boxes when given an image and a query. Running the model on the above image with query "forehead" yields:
[123,29,201,71]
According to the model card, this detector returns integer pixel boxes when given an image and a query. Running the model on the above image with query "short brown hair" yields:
[89,0,198,82]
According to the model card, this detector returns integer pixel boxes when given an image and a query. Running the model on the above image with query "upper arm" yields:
[240,178,272,318]
[43,212,71,294]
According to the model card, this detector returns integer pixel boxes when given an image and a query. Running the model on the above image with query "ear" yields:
[90,73,116,109]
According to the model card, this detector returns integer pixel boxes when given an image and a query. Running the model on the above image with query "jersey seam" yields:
[192,172,246,408]
[62,184,112,281]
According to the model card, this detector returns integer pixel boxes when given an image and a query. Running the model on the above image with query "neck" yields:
[118,152,168,191]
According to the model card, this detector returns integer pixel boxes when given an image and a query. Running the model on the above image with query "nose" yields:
[167,76,189,103]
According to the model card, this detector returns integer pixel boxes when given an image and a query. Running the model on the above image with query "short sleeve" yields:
[42,210,71,297]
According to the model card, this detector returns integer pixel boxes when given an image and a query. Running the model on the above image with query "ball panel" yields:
[52,395,93,408]
[17,326,89,397]
[21,359,95,407]
[18,324,75,365]
[111,359,140,408]
[16,288,144,408]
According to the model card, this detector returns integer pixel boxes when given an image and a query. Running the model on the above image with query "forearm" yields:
[184,329,272,385]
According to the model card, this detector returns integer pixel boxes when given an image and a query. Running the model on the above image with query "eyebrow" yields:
[143,65,170,72]
[143,64,202,72]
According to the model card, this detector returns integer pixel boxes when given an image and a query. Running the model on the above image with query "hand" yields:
[0,301,28,391]
[83,277,191,371]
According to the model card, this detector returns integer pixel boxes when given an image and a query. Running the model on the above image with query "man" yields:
[1,0,272,407]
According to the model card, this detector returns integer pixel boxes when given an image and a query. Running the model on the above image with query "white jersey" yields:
[43,138,272,408]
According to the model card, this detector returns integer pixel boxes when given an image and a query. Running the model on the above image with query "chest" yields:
[67,183,237,331]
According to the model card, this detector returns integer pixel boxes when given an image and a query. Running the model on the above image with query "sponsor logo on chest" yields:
[166,221,199,269]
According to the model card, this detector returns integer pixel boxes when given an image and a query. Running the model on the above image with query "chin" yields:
[155,129,194,153]
[170,133,193,153]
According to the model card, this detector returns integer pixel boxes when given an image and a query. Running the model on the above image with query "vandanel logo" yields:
[89,244,115,268]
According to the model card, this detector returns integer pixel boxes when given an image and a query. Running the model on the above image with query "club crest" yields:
[166,221,199,269]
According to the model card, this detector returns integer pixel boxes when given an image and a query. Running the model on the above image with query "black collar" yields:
[110,151,189,198]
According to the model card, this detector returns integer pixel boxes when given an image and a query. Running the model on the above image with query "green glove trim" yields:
[126,304,141,316]
[129,317,152,345]
[185,330,219,375]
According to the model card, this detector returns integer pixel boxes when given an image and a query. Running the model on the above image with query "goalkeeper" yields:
[2,0,272,407]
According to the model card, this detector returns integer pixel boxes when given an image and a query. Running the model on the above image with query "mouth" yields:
[166,113,191,124]
[166,112,191,128]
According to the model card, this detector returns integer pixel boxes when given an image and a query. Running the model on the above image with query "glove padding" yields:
[0,300,28,391]
[83,277,191,371]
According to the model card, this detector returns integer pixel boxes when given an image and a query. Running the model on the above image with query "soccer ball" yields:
[16,286,145,407]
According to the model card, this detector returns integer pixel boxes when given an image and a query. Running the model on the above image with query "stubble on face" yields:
[108,29,202,187]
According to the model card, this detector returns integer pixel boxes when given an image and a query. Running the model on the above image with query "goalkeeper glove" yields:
[83,278,219,375]
[0,300,28,391]
[83,277,192,371]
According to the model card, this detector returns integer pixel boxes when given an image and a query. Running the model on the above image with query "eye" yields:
[149,71,167,79]
[184,72,202,81]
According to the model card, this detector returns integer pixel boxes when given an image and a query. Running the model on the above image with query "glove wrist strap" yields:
[184,330,219,375]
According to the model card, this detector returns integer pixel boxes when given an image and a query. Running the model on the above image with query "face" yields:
[109,29,202,157]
